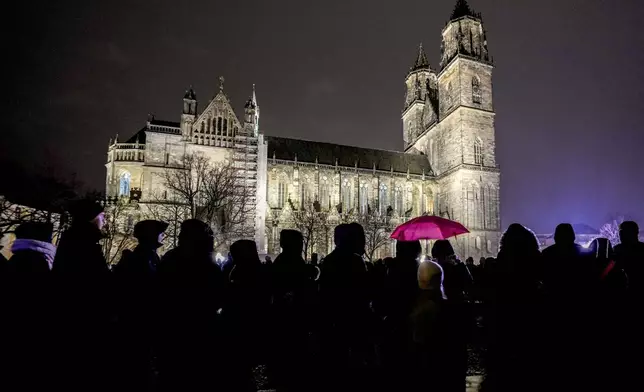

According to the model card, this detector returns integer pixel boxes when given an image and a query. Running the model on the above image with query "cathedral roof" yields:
[450,0,481,20]
[266,136,433,176]
[149,119,180,128]
[125,127,146,143]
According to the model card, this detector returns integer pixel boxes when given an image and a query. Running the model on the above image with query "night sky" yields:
[5,0,644,233]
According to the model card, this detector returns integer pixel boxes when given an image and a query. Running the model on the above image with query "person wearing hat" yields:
[112,219,167,390]
[4,222,57,391]
[50,198,113,392]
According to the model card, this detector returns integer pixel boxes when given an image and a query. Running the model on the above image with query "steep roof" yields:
[125,127,147,143]
[410,43,430,72]
[450,0,480,20]
[265,136,433,176]
[149,119,180,128]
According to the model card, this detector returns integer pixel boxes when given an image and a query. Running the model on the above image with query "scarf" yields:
[11,239,57,270]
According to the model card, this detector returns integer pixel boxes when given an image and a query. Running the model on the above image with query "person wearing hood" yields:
[51,199,113,392]
[4,222,57,391]
[156,219,224,392]
[113,219,168,391]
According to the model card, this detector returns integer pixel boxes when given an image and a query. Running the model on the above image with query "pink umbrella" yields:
[390,215,469,241]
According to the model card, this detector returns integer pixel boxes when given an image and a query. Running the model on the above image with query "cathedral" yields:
[105,0,501,260]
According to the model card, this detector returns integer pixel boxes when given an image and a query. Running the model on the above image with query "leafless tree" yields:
[289,199,330,260]
[0,196,68,244]
[358,206,394,262]
[600,217,625,246]
[101,199,137,266]
[150,154,254,251]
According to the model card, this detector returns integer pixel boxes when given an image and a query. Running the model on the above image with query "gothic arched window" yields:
[474,138,483,165]
[217,117,222,133]
[379,184,388,215]
[472,76,482,104]
[301,181,311,206]
[320,177,330,208]
[465,183,481,229]
[359,182,369,214]
[394,186,403,214]
[475,236,482,250]
[277,180,287,208]
[342,178,352,212]
[119,172,131,197]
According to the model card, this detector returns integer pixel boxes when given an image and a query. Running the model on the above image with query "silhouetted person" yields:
[410,261,460,391]
[156,219,224,392]
[224,239,271,391]
[318,223,371,390]
[113,219,168,391]
[264,255,273,265]
[615,221,644,300]
[431,240,472,302]
[4,222,56,391]
[482,223,543,392]
[270,229,314,391]
[614,221,644,391]
[542,223,584,299]
[381,240,421,390]
[51,199,113,392]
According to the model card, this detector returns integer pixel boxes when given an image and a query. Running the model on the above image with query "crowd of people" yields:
[2,198,644,392]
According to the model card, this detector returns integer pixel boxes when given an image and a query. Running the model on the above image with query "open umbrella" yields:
[390,215,469,241]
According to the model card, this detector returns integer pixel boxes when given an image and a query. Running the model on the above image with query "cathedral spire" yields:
[252,83,258,107]
[450,0,480,21]
[411,43,430,72]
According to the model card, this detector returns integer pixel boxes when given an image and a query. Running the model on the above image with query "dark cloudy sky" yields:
[5,0,644,233]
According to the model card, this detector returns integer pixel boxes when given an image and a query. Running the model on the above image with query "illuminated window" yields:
[277,181,286,208]
[301,179,311,206]
[379,184,388,215]
[475,236,481,250]
[342,178,352,212]
[472,77,482,104]
[119,172,131,197]
[487,240,493,253]
[320,177,330,208]
[359,182,368,214]
[394,186,403,213]
[474,138,483,165]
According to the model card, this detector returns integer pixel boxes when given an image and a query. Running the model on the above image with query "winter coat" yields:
[50,223,114,392]
[3,241,57,391]
[436,259,472,302]
[615,241,644,301]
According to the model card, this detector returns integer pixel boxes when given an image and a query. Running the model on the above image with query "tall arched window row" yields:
[320,177,330,208]
[394,186,403,214]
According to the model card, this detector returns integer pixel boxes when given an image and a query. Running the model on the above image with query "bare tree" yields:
[358,207,394,261]
[600,217,625,246]
[0,196,68,244]
[144,192,189,249]
[101,199,137,266]
[150,154,254,251]
[289,199,330,260]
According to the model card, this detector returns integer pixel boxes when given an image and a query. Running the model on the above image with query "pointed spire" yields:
[218,76,225,92]
[411,43,430,71]
[184,85,196,100]
[450,0,480,20]
[252,83,258,107]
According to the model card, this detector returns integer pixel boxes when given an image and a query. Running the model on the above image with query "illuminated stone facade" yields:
[105,1,501,259]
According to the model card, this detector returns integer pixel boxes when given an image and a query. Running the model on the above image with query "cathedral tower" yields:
[180,87,197,140]
[406,0,501,258]
[402,43,438,150]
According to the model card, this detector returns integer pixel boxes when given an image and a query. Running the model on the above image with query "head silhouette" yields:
[431,239,455,262]
[280,229,304,255]
[619,221,639,245]
[230,239,260,268]
[588,237,613,261]
[15,222,54,243]
[178,219,214,252]
[554,223,575,245]
[499,223,539,255]
[396,240,422,261]
[333,224,351,250]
